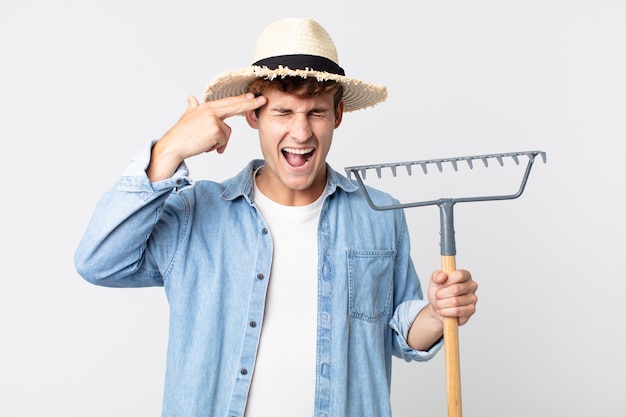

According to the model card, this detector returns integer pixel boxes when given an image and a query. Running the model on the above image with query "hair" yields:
[246,77,344,112]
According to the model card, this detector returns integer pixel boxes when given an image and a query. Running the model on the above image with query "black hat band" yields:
[253,54,345,76]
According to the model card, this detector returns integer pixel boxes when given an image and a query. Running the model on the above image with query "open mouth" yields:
[282,147,315,168]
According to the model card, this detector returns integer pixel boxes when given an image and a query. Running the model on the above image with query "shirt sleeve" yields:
[389,300,443,362]
[121,138,191,191]
[74,140,192,288]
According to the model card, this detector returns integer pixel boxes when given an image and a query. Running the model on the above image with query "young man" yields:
[75,18,478,417]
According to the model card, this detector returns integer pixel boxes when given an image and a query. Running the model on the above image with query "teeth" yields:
[283,147,314,155]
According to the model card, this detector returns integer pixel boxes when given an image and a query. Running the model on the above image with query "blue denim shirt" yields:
[75,143,442,417]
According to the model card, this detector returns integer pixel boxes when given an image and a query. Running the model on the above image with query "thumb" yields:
[431,270,448,285]
[185,95,200,111]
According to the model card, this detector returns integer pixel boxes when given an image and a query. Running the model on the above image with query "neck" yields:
[255,168,326,206]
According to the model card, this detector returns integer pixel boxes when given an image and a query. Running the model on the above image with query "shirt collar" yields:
[220,159,358,203]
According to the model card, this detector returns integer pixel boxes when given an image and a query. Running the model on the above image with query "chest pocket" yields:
[347,250,396,322]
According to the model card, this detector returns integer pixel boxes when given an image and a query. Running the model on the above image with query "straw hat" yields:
[203,18,387,112]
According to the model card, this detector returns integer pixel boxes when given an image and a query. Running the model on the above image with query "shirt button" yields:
[249,321,257,328]
[240,368,248,375]
[321,363,330,377]
[256,273,264,280]
[261,228,268,234]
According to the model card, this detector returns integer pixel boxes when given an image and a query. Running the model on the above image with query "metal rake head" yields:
[345,150,547,256]
[344,150,547,211]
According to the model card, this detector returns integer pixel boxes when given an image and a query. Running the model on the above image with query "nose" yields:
[289,113,313,143]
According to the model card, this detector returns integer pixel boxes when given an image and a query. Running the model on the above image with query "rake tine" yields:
[361,168,367,180]
[436,161,443,172]
[496,156,504,166]
[466,159,474,169]
[391,165,397,177]
[406,164,412,176]
[376,167,382,178]
[451,160,458,171]
[511,154,520,165]
[420,163,427,174]
[480,157,489,167]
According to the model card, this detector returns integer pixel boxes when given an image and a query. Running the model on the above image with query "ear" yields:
[245,110,259,129]
[334,100,345,129]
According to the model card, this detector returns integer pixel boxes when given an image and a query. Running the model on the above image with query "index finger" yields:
[207,93,267,119]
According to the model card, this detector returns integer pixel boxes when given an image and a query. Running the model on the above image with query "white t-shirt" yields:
[244,177,323,416]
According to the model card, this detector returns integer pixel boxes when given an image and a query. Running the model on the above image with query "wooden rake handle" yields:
[442,255,462,417]
[439,202,462,417]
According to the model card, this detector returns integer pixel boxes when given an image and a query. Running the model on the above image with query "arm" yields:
[407,269,478,351]
[73,170,179,287]
[74,93,267,287]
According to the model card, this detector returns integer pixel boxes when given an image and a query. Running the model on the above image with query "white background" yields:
[1,0,624,416]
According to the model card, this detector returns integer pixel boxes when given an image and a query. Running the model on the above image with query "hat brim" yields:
[203,66,387,112]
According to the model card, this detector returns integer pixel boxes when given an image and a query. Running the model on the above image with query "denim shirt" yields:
[74,142,442,417]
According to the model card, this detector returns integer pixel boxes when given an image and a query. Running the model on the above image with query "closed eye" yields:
[270,109,293,117]
[269,108,330,119]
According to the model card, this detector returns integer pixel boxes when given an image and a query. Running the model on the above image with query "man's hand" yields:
[407,269,478,351]
[428,269,478,326]
[147,93,267,181]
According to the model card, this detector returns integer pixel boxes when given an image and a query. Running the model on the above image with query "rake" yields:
[345,150,546,417]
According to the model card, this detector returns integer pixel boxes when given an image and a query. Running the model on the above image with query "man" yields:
[75,18,478,417]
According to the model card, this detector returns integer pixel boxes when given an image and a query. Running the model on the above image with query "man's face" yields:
[245,87,344,206]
